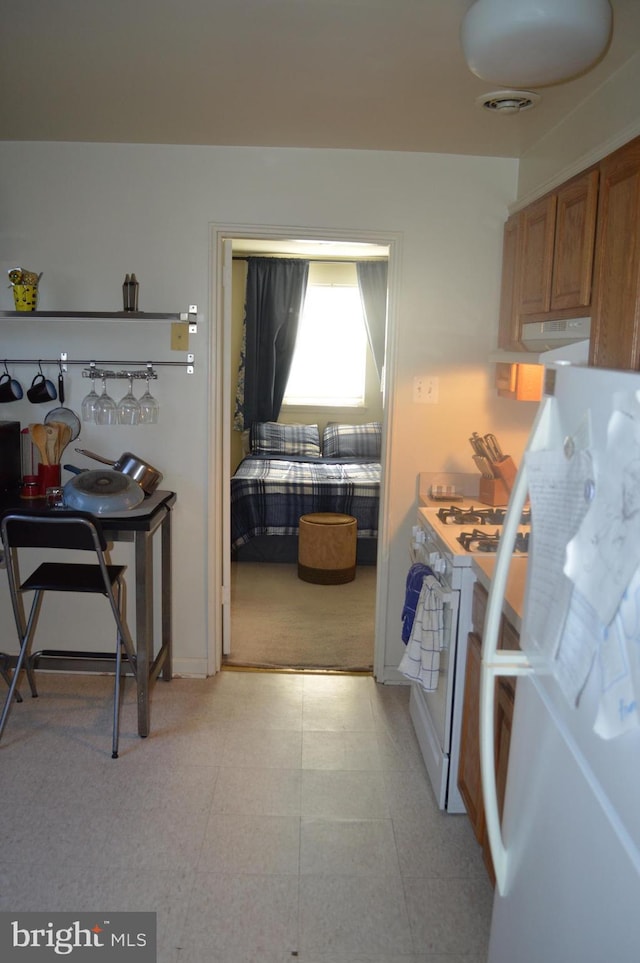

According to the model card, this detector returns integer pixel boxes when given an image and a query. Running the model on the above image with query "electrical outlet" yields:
[171,322,190,351]
[413,375,439,403]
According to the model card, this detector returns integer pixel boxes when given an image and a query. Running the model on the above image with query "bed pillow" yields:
[250,421,321,457]
[322,422,382,459]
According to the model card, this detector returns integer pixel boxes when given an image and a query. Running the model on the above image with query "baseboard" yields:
[377,665,411,685]
[171,658,209,678]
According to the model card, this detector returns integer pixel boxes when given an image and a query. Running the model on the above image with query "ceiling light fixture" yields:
[461,0,613,88]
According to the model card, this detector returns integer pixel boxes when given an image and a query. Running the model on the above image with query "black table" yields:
[0,489,176,738]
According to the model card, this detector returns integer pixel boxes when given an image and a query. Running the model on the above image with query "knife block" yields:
[492,455,518,493]
[478,477,509,506]
[478,455,518,506]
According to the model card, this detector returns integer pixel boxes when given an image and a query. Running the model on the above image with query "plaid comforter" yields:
[231,455,381,550]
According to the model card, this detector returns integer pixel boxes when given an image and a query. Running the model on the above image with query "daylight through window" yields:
[283,282,367,407]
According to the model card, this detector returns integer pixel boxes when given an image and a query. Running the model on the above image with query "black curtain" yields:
[237,257,309,429]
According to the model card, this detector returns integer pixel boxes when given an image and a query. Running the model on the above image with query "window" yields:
[283,279,367,407]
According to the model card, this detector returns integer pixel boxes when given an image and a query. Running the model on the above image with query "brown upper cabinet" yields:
[498,168,599,349]
[589,136,640,370]
[497,214,521,350]
[517,192,557,317]
[551,169,599,311]
[517,168,599,320]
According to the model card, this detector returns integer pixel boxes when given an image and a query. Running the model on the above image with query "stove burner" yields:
[437,505,531,527]
[457,528,530,554]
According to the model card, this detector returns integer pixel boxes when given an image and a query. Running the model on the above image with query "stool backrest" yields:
[1,511,108,554]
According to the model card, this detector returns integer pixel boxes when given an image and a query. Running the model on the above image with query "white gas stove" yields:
[407,499,530,813]
[416,502,530,569]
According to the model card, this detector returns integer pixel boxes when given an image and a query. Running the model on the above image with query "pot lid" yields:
[72,470,132,496]
[63,469,144,513]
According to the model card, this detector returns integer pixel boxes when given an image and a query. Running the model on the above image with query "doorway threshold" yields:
[221,664,373,677]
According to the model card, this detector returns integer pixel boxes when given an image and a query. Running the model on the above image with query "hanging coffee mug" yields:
[27,367,57,404]
[0,368,23,402]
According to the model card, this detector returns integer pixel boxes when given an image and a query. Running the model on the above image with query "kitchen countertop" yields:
[472,555,528,634]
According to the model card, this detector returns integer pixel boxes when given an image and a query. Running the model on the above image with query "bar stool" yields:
[0,509,138,758]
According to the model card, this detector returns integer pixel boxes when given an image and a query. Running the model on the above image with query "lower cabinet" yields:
[458,581,518,885]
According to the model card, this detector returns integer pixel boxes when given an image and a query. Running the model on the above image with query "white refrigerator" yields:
[481,362,640,962]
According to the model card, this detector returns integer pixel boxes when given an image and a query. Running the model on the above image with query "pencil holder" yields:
[13,284,38,311]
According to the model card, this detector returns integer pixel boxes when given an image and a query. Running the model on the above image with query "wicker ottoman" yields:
[298,513,357,584]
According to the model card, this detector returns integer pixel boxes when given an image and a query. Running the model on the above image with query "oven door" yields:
[408,536,462,810]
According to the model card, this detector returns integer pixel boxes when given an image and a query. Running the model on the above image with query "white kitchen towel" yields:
[398,574,445,691]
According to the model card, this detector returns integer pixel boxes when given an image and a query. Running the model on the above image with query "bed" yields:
[231,421,381,564]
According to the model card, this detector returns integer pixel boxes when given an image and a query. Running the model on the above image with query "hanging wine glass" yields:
[116,375,141,426]
[81,376,100,423]
[95,377,117,426]
[139,374,159,424]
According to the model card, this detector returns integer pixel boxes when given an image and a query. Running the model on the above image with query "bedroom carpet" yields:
[227,562,376,670]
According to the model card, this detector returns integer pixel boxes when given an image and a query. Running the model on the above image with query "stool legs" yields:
[0,655,24,703]
[0,589,43,742]
[109,577,137,759]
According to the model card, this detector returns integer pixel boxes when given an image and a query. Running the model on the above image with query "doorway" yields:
[216,230,392,672]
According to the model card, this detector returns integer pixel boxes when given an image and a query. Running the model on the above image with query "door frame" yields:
[207,223,402,678]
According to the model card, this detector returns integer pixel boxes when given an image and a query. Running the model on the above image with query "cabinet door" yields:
[480,676,515,887]
[551,168,599,311]
[495,677,516,820]
[458,631,484,843]
[590,136,640,370]
[517,194,557,316]
[498,214,521,349]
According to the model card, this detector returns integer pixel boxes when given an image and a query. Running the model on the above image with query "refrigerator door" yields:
[484,364,640,960]
[488,673,640,963]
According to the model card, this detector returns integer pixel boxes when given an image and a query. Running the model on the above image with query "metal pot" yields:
[75,448,163,494]
[63,467,145,513]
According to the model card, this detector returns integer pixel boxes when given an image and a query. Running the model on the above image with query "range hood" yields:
[521,317,591,350]
[490,317,591,364]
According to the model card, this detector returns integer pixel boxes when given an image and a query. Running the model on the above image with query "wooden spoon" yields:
[44,424,59,465]
[29,422,49,466]
[54,422,72,462]
[47,421,65,463]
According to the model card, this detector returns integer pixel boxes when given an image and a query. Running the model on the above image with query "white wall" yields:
[0,142,534,679]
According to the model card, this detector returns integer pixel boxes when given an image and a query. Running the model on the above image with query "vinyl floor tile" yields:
[0,670,493,961]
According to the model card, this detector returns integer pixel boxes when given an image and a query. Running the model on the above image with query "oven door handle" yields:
[430,582,454,607]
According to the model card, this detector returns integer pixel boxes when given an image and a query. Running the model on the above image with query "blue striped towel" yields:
[401,563,434,643]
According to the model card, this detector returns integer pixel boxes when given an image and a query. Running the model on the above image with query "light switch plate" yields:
[414,376,439,403]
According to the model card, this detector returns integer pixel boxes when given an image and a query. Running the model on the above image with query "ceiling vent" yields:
[476,90,541,114]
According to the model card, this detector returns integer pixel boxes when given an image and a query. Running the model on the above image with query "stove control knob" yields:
[428,553,446,574]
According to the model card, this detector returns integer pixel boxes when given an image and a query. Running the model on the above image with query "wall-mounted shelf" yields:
[1,306,199,373]
[0,305,199,332]
[1,311,174,320]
